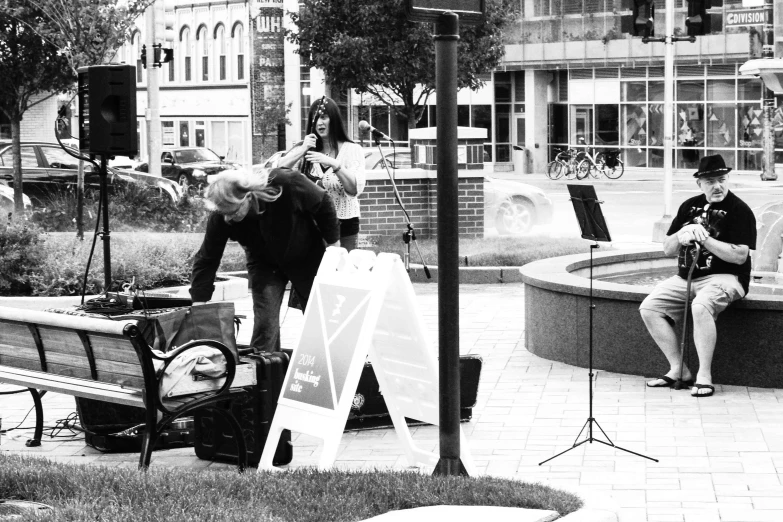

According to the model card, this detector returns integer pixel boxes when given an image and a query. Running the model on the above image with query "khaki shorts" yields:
[639,274,746,323]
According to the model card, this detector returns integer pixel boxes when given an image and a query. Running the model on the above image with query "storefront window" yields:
[677,80,704,102]
[596,105,618,145]
[737,149,762,171]
[677,148,703,170]
[621,82,646,102]
[677,103,704,147]
[624,148,647,168]
[648,82,664,102]
[706,79,734,101]
[737,104,762,149]
[738,79,762,101]
[549,104,568,145]
[707,149,734,169]
[495,103,511,162]
[706,104,735,148]
[622,105,648,146]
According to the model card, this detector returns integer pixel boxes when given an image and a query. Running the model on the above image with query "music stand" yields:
[539,184,657,465]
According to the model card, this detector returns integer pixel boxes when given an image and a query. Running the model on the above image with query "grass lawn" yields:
[0,454,582,521]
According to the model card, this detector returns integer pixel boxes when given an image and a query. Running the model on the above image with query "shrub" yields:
[29,184,211,233]
[0,221,46,295]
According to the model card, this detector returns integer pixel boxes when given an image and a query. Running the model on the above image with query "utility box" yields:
[408,126,487,171]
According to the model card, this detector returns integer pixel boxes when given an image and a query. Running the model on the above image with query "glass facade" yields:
[549,65,767,172]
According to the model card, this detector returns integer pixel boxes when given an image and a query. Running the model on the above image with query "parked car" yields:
[364,147,412,171]
[135,147,240,189]
[365,147,553,235]
[0,141,181,205]
[483,176,553,235]
[0,183,32,215]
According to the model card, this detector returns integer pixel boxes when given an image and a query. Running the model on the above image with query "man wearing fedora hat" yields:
[639,154,757,397]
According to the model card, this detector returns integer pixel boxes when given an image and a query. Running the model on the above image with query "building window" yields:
[197,26,208,81]
[181,27,191,82]
[233,23,244,80]
[133,32,142,83]
[216,25,226,81]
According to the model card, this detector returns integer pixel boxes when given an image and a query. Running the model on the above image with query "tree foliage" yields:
[288,0,518,128]
[0,0,75,213]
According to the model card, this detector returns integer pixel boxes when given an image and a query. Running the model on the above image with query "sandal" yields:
[646,375,694,388]
[691,383,715,397]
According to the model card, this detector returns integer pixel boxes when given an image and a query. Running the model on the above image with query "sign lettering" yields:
[725,8,767,27]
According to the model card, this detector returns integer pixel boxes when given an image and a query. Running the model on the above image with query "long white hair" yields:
[205,167,282,215]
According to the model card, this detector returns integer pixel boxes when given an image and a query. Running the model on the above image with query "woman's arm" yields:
[278,134,317,169]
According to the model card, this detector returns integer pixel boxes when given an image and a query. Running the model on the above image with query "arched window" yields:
[180,26,191,81]
[215,24,226,81]
[197,25,208,81]
[232,23,244,81]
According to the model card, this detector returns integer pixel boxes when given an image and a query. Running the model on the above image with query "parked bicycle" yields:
[576,148,624,180]
[546,147,581,180]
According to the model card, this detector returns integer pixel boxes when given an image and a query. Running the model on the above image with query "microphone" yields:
[358,120,394,142]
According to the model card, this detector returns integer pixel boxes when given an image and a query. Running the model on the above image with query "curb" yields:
[407,265,524,284]
[557,489,621,522]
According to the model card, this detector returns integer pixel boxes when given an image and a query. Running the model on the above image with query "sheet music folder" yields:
[567,184,612,243]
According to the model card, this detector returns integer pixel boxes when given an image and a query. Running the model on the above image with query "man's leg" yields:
[640,309,693,384]
[248,265,288,352]
[691,303,717,388]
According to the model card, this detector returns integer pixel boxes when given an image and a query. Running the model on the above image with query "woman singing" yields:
[278,97,366,251]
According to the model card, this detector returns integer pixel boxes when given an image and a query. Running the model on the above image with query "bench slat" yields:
[90,335,142,365]
[0,324,42,368]
[0,355,41,372]
[0,307,136,336]
[0,366,144,407]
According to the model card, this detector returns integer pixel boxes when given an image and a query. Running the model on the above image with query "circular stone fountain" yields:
[519,248,783,389]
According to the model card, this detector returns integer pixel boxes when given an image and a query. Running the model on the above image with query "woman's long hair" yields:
[301,96,352,178]
[205,168,282,217]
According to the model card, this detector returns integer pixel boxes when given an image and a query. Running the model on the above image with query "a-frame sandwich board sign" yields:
[258,247,475,473]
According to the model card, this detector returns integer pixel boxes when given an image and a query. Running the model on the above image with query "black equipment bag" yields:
[194,351,293,467]
[346,355,482,430]
[76,399,195,452]
[603,149,619,168]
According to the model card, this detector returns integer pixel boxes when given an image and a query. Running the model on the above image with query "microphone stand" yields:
[373,134,431,279]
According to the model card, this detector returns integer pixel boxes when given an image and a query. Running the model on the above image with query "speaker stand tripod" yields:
[539,185,658,466]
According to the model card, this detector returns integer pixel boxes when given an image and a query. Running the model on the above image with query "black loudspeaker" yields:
[77,64,137,157]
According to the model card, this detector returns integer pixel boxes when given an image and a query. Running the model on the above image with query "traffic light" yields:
[685,0,724,36]
[140,45,147,69]
[162,0,176,44]
[621,0,654,38]
[77,65,138,157]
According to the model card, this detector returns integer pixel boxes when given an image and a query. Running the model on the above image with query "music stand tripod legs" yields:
[539,185,658,466]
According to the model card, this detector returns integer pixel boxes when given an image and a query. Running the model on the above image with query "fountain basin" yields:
[520,248,783,389]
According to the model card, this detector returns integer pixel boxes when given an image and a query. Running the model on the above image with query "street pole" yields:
[662,0,675,218]
[652,0,694,240]
[762,0,777,180]
[433,11,466,477]
[146,1,162,177]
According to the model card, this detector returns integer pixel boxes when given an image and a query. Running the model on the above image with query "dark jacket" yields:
[190,168,340,302]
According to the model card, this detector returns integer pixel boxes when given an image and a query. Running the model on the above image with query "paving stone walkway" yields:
[1,282,782,521]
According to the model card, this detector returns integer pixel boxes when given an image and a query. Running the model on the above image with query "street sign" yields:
[406,0,485,24]
[725,8,767,27]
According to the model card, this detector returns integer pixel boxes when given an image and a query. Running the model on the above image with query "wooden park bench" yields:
[0,305,254,470]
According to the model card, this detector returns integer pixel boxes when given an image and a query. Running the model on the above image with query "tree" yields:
[288,0,517,129]
[3,0,148,233]
[0,0,75,216]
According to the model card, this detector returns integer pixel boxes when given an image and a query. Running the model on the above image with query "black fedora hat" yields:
[693,154,732,178]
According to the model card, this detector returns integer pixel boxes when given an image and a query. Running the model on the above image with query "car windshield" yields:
[174,148,220,164]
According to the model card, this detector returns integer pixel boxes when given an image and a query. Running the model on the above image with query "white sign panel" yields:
[259,248,475,473]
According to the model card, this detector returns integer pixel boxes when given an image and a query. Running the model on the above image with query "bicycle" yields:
[546,148,581,180]
[576,148,624,180]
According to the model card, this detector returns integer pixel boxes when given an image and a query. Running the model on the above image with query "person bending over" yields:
[190,167,340,352]
[639,154,756,398]
[278,96,365,251]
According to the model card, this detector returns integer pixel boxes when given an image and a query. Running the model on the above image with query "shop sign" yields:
[726,8,767,27]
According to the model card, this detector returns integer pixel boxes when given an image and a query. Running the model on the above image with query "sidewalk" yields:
[1,281,783,521]
[491,166,783,190]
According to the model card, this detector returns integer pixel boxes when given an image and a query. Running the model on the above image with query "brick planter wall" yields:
[358,170,484,240]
